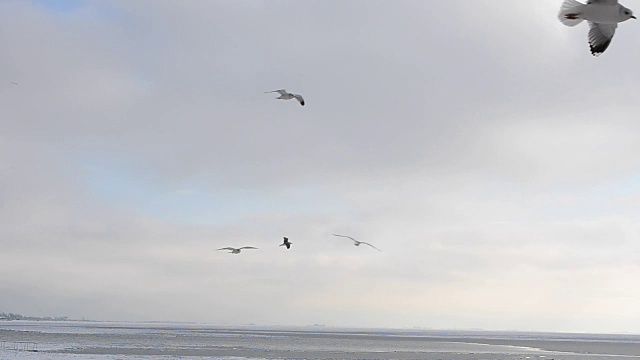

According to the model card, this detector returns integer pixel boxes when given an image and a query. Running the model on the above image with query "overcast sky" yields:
[1,0,639,333]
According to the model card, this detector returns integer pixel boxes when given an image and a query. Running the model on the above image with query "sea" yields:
[0,321,639,360]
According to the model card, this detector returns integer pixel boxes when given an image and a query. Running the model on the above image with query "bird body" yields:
[332,234,381,251]
[279,237,292,249]
[265,89,305,106]
[558,0,635,55]
[217,246,258,254]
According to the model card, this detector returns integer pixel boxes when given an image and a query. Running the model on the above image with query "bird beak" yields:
[632,15,637,19]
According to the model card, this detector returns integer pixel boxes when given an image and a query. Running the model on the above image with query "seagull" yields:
[332,234,381,251]
[265,89,305,106]
[279,237,292,249]
[216,246,258,254]
[558,0,636,56]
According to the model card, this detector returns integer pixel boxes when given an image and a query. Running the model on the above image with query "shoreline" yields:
[3,322,639,358]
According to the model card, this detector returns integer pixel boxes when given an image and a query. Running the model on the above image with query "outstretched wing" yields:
[588,22,617,56]
[265,89,287,95]
[217,247,235,251]
[333,234,357,242]
[293,94,305,106]
[239,246,258,250]
[360,242,382,251]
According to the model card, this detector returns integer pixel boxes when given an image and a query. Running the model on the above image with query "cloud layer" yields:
[1,0,639,333]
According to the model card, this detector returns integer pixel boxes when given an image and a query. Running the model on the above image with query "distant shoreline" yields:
[0,316,73,322]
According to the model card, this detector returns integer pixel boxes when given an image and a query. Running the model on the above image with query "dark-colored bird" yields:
[279,237,292,249]
[332,234,381,251]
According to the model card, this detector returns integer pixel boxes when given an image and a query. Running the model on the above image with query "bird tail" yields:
[558,0,585,26]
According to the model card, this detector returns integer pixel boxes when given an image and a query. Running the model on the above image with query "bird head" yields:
[622,7,636,20]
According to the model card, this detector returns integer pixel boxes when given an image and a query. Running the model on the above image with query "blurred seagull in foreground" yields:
[559,0,636,56]
[216,246,258,254]
[279,237,292,249]
[332,234,381,251]
[265,89,305,106]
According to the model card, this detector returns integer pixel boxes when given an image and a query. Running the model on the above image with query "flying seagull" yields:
[332,234,381,251]
[558,0,636,56]
[216,246,258,254]
[265,89,305,106]
[279,237,292,249]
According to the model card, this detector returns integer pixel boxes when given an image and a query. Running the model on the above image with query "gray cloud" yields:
[1,0,639,332]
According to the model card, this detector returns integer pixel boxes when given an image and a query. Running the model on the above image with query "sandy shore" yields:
[53,335,640,359]
[3,323,638,359]
[437,336,640,357]
[53,348,640,360]
[54,347,539,359]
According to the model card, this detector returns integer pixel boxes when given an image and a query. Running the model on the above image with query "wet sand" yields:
[53,348,639,360]
[3,323,638,359]
[54,335,640,359]
[448,336,640,357]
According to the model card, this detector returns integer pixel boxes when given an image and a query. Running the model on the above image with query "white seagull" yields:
[558,0,636,56]
[279,237,292,249]
[332,234,381,251]
[216,246,258,254]
[265,89,305,106]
